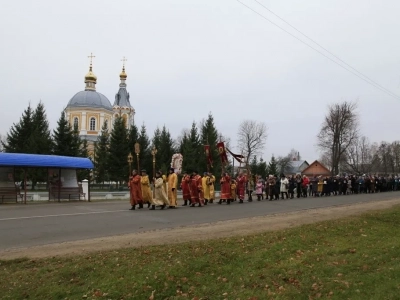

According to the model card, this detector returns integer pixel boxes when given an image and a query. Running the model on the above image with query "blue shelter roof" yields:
[0,153,94,169]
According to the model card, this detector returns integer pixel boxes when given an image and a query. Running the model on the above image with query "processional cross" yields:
[88,52,95,66]
[121,56,127,67]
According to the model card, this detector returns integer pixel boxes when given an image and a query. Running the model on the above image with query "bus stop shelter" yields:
[0,153,94,204]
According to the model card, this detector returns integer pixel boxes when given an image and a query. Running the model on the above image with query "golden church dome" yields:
[85,66,97,83]
[120,67,127,80]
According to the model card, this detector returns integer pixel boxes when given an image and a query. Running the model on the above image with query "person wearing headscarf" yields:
[280,174,289,199]
[255,175,264,201]
[267,174,276,200]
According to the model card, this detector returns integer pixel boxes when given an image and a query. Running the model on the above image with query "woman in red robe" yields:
[236,172,247,203]
[180,171,191,206]
[219,172,231,204]
[128,170,143,210]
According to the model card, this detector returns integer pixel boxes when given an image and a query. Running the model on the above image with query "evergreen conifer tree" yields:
[200,112,219,173]
[77,139,91,181]
[159,125,176,172]
[127,123,139,155]
[250,155,258,175]
[53,111,75,156]
[71,123,82,156]
[268,155,278,176]
[257,157,268,179]
[94,122,110,184]
[30,102,53,154]
[181,122,202,173]
[137,124,151,173]
[108,117,129,186]
[3,104,34,153]
[151,127,162,170]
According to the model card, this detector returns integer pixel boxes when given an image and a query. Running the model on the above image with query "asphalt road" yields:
[0,192,399,252]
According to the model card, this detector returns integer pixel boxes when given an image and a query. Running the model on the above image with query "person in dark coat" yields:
[288,175,295,199]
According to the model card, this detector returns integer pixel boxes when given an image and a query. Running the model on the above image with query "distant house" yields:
[284,160,309,175]
[302,160,331,177]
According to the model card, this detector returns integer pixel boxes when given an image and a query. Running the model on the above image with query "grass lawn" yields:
[1,207,400,300]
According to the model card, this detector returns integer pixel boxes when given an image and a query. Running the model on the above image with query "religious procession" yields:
[128,141,399,211]
[127,141,246,210]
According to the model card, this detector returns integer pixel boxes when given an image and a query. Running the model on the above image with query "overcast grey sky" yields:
[1,0,399,163]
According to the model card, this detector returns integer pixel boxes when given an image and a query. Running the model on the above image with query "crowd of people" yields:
[128,168,399,210]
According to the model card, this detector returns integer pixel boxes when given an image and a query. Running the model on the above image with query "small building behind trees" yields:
[301,160,331,177]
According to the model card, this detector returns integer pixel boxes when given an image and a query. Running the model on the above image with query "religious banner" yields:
[170,153,183,174]
[217,142,228,164]
[204,145,213,168]
[226,148,245,163]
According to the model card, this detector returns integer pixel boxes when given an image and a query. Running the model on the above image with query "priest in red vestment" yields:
[219,172,231,204]
[180,171,191,206]
[128,169,143,210]
[190,170,204,207]
[236,171,247,203]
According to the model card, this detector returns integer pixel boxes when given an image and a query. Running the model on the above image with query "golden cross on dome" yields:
[121,56,127,68]
[88,52,95,66]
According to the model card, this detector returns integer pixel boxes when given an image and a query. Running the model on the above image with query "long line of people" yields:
[245,174,400,201]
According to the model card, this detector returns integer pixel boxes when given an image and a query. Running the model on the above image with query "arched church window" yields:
[73,117,79,129]
[122,114,127,128]
[90,117,96,131]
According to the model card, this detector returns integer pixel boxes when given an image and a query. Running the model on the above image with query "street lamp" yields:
[127,152,133,176]
[134,142,140,171]
[151,146,158,197]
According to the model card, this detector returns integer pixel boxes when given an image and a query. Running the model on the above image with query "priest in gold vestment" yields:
[152,171,170,209]
[167,168,178,208]
[141,170,152,208]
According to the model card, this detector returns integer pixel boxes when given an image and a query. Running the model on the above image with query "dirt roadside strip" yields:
[1,198,399,260]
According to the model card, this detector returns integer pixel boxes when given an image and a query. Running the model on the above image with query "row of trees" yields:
[94,113,229,186]
[4,99,398,187]
[317,100,400,176]
[1,102,89,187]
[3,102,270,186]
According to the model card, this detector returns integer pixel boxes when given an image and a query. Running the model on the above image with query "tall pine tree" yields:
[127,123,139,155]
[180,121,202,173]
[159,125,176,172]
[137,124,151,173]
[200,112,220,173]
[257,157,268,179]
[94,122,110,184]
[152,127,162,170]
[53,111,76,156]
[3,104,34,153]
[29,102,53,154]
[77,139,91,181]
[268,155,278,176]
[108,117,129,186]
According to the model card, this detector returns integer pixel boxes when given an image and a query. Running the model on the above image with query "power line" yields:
[252,0,399,100]
[235,0,400,101]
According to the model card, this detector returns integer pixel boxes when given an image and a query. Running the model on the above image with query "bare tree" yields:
[317,101,359,175]
[345,136,373,174]
[276,155,293,174]
[237,120,268,166]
